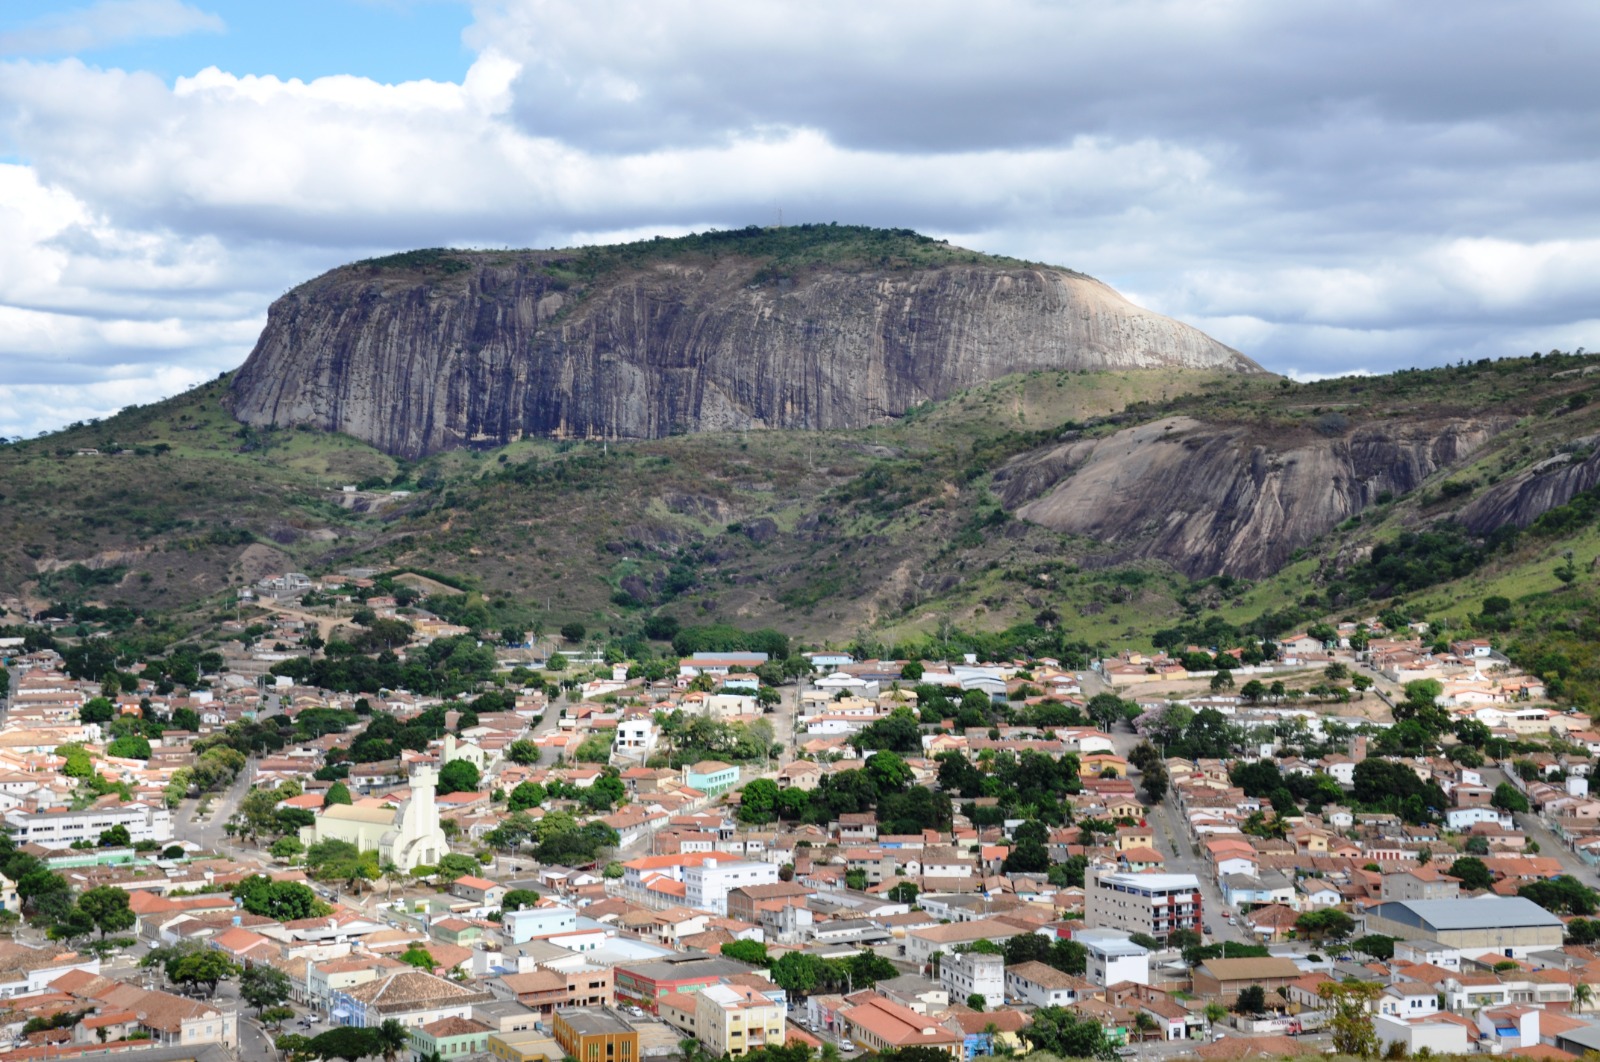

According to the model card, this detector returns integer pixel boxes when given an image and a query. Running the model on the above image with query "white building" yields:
[1374,1014,1470,1057]
[684,859,779,915]
[502,906,579,944]
[4,802,172,848]
[302,765,451,871]
[1073,929,1150,987]
[1004,961,1089,1008]
[939,951,1004,1009]
[1444,807,1511,831]
[1085,870,1202,941]
[613,719,656,758]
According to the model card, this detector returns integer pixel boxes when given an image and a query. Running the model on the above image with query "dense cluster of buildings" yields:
[11,587,1600,1062]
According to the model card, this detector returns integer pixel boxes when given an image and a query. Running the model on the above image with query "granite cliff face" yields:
[228,240,1257,457]
[996,415,1511,578]
[1460,442,1600,533]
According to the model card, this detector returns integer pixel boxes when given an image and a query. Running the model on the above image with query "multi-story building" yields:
[694,983,786,1058]
[614,956,764,1014]
[551,1008,639,1062]
[502,906,579,943]
[939,951,1004,1009]
[684,858,778,915]
[4,802,172,847]
[1004,962,1092,1008]
[1074,929,1151,987]
[1085,870,1202,941]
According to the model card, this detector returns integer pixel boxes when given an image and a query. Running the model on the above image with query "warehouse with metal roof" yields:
[1361,897,1564,957]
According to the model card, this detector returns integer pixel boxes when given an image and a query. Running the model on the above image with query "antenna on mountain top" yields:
[774,206,784,228]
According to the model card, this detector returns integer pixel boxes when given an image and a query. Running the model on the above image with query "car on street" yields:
[841,1042,856,1053]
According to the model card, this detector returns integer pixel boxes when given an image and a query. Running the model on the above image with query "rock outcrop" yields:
[996,415,1510,578]
[1460,443,1600,533]
[228,241,1257,457]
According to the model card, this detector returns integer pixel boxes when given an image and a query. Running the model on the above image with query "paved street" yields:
[1479,762,1600,887]
[1107,714,1248,946]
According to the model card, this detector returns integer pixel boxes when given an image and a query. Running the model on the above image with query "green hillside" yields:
[6,350,1600,707]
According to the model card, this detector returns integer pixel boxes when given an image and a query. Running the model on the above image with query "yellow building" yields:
[489,1029,564,1062]
[552,1008,638,1062]
[693,983,786,1058]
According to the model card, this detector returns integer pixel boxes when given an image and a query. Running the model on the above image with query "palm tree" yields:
[1204,1002,1228,1034]
[1132,1011,1159,1043]
[381,862,403,901]
[1575,982,1594,1014]
[374,1019,410,1062]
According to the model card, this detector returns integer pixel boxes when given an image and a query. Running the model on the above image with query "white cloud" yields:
[0,0,223,56]
[0,0,1598,433]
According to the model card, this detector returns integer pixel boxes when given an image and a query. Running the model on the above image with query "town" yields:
[0,569,1596,1062]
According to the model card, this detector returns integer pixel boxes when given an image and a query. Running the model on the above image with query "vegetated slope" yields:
[997,413,1508,578]
[227,225,1259,457]
[0,367,1228,634]
[11,352,1600,668]
[991,356,1600,581]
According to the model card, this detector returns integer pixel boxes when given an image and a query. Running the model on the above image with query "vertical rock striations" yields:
[228,238,1258,457]
[995,415,1511,578]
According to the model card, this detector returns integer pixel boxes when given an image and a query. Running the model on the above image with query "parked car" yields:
[841,1042,856,1053]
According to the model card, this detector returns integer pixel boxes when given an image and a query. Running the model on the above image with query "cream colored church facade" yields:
[301,763,451,870]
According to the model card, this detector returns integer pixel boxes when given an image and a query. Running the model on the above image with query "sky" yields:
[2,0,1599,439]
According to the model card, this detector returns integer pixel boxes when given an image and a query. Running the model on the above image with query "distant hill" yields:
[226,224,1258,457]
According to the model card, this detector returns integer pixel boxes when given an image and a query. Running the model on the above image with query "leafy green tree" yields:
[1448,856,1493,891]
[271,836,305,861]
[77,886,135,938]
[1023,1006,1116,1061]
[98,824,131,847]
[887,881,919,905]
[864,751,913,794]
[233,876,328,920]
[508,781,546,812]
[771,951,829,995]
[308,1026,379,1062]
[1320,981,1380,1058]
[560,623,587,643]
[277,1033,315,1062]
[1493,783,1530,813]
[325,782,353,806]
[1519,876,1599,916]
[57,744,94,778]
[721,939,769,966]
[1351,935,1397,960]
[1294,908,1354,943]
[437,759,480,795]
[400,945,436,970]
[79,697,115,724]
[505,740,540,765]
[169,949,239,994]
[1234,984,1267,1015]
[435,853,480,882]
[240,964,293,1016]
[738,779,780,824]
[107,734,152,759]
[502,889,541,912]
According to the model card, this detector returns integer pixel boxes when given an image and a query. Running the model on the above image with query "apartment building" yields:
[1085,870,1202,941]
[694,983,786,1058]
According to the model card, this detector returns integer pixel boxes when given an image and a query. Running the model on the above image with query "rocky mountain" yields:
[227,226,1258,457]
[996,413,1511,578]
